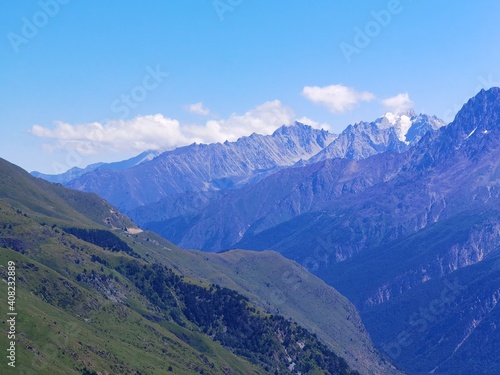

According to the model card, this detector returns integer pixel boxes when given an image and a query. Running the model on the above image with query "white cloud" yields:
[185,102,211,116]
[302,84,375,113]
[183,100,294,143]
[381,93,414,113]
[31,100,295,155]
[31,115,187,155]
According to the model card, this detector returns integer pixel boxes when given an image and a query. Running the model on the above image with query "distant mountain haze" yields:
[31,150,160,184]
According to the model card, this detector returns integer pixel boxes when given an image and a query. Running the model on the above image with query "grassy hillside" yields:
[0,200,265,375]
[131,232,401,375]
[0,158,367,374]
[0,158,135,230]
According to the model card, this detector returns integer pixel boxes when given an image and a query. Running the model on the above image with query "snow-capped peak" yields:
[378,111,415,144]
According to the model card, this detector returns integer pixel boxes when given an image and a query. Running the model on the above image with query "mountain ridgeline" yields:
[47,112,441,214]
[65,123,336,211]
[308,110,444,163]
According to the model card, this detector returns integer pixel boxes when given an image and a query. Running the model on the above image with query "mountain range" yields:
[28,88,500,374]
[43,109,443,215]
[64,123,336,211]
[155,89,500,374]
[127,111,445,252]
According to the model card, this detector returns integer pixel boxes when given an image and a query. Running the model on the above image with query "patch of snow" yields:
[466,127,478,139]
[379,113,413,143]
[397,114,412,144]
[384,112,397,125]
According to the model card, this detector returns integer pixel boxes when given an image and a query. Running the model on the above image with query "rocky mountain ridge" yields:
[65,123,336,211]
[308,110,444,163]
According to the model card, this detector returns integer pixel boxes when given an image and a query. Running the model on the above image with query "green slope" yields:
[0,158,135,230]
[0,200,264,375]
[134,233,402,375]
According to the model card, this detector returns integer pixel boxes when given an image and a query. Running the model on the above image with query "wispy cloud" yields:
[302,84,375,113]
[31,100,295,155]
[381,93,414,113]
[184,100,295,143]
[31,116,187,155]
[185,102,211,116]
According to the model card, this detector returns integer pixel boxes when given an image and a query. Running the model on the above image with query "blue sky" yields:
[2,0,500,174]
